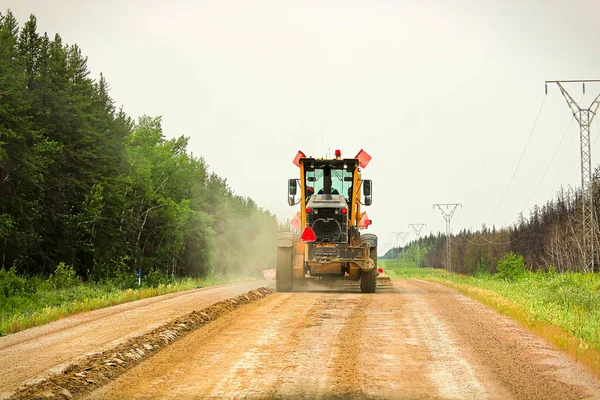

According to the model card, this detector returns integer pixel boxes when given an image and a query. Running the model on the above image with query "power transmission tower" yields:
[408,223,426,237]
[433,204,462,272]
[393,231,409,247]
[409,223,427,267]
[546,80,600,272]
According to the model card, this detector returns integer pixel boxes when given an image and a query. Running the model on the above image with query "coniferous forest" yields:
[0,11,278,281]
[389,177,600,274]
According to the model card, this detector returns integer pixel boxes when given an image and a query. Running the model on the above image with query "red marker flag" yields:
[263,269,276,281]
[290,212,301,231]
[359,212,372,230]
[355,149,372,168]
[292,150,306,167]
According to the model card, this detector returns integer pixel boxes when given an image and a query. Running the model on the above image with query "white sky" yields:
[5,0,600,250]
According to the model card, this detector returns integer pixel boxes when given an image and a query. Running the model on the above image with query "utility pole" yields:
[433,204,462,272]
[409,223,427,267]
[546,80,600,272]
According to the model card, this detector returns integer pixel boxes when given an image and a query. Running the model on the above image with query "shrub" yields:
[0,267,29,298]
[51,263,79,289]
[143,269,171,288]
[105,271,138,290]
[476,261,490,277]
[496,252,527,281]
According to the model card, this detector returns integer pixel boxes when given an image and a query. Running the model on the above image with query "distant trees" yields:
[0,11,277,279]
[417,175,600,274]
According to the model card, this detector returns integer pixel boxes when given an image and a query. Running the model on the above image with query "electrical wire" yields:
[519,94,586,213]
[520,116,576,213]
[450,226,543,246]
[486,96,547,224]
[450,96,586,247]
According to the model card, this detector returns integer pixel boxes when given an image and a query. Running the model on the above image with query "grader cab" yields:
[276,149,389,293]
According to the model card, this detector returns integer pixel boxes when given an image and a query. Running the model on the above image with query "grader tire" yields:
[360,246,377,293]
[276,245,294,292]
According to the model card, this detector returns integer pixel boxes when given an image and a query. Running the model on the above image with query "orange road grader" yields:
[276,149,391,293]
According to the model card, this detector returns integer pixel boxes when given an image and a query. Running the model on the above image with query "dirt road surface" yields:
[0,281,265,399]
[82,280,600,400]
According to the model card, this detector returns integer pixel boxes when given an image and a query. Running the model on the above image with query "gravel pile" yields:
[9,287,272,400]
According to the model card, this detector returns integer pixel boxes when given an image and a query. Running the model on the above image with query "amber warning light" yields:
[300,227,317,242]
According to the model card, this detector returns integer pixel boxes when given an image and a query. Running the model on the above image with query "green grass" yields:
[0,269,236,336]
[380,260,600,374]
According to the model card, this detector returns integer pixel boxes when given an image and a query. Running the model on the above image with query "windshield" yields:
[305,167,353,199]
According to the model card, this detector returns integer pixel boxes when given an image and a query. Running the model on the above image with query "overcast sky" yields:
[5,0,600,251]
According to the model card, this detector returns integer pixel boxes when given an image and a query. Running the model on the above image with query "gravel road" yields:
[79,280,600,399]
[0,281,265,399]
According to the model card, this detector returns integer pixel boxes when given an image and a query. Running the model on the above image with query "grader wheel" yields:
[276,233,294,292]
[360,246,377,293]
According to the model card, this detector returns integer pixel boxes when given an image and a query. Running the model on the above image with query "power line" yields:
[487,96,547,224]
[521,114,576,213]
[451,223,547,246]
[520,93,585,213]
[460,115,578,247]
[450,105,599,249]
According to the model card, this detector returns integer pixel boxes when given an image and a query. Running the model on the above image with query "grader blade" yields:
[376,268,393,289]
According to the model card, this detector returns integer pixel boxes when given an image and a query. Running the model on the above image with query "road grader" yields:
[276,149,391,293]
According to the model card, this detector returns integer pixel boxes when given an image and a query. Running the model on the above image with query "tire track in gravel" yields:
[407,286,492,399]
[86,293,322,399]
[324,294,370,398]
[80,280,600,399]
[409,279,600,399]
[266,294,358,399]
[357,288,446,399]
[0,281,266,399]
[85,291,444,399]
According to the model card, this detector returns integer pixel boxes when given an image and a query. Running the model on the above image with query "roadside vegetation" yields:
[0,10,280,336]
[380,253,600,373]
[0,263,237,336]
[0,10,279,282]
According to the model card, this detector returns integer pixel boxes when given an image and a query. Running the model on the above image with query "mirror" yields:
[288,179,297,196]
[363,180,371,196]
[288,179,298,206]
[363,180,372,206]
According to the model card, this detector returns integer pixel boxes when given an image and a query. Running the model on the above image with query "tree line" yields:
[389,171,600,274]
[0,11,278,280]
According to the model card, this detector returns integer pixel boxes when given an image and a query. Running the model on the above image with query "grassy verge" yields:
[380,260,600,375]
[0,269,244,336]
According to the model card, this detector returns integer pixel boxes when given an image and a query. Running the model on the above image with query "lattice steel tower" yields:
[393,231,409,247]
[408,223,426,237]
[409,224,427,267]
[546,80,600,272]
[433,204,462,272]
